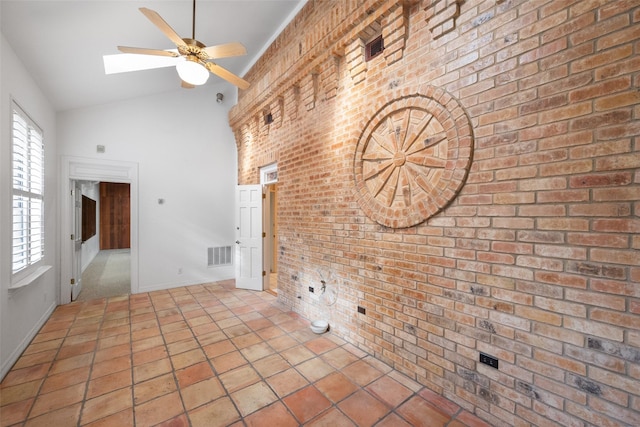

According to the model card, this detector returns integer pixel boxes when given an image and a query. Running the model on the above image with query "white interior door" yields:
[71,181,82,300]
[235,185,263,291]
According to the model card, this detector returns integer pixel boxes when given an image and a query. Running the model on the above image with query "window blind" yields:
[12,104,44,274]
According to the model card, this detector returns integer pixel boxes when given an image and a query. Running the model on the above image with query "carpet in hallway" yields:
[76,249,130,301]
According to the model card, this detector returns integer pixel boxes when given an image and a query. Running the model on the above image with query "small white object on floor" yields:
[311,319,329,334]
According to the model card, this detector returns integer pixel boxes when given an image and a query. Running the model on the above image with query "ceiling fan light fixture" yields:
[176,56,209,85]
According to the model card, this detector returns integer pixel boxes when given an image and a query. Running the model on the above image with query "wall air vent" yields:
[208,246,233,267]
[365,35,384,61]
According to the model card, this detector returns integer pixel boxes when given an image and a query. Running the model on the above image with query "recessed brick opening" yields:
[365,35,384,61]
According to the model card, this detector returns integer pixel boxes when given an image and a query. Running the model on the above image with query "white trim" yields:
[60,156,139,304]
[0,301,56,380]
[8,265,51,290]
[136,270,233,293]
[260,162,278,185]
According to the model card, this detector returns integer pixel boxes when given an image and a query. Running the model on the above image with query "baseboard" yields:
[137,276,234,294]
[0,301,57,381]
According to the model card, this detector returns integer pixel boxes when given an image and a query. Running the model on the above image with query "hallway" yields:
[0,281,489,426]
[76,249,131,302]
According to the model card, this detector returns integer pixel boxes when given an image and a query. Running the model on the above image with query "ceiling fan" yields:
[105,0,249,90]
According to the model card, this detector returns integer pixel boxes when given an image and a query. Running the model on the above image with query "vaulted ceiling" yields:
[1,0,305,111]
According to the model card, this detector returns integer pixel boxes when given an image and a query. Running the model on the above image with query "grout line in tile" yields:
[1,283,480,427]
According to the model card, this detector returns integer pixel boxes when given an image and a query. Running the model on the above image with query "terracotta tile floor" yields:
[0,281,490,427]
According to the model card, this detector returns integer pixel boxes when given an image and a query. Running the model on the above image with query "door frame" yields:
[70,181,83,301]
[60,156,139,304]
[260,162,278,292]
[263,184,277,291]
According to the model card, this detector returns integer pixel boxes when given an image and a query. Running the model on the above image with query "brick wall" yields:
[229,1,640,425]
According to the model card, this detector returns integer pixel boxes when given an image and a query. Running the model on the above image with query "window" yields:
[260,163,278,185]
[12,102,44,274]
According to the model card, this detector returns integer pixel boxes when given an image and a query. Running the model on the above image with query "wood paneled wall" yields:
[99,182,130,250]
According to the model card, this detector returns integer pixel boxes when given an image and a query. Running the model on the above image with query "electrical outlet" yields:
[309,286,314,293]
[479,353,499,369]
[357,305,366,314]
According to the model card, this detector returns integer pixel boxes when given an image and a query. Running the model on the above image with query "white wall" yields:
[1,33,238,381]
[57,87,238,292]
[1,34,59,379]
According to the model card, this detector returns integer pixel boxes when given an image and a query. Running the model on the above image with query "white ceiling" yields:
[1,0,305,112]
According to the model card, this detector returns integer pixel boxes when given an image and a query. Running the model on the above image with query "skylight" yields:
[103,51,180,75]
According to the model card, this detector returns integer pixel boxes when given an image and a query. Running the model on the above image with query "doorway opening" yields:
[61,156,138,305]
[264,184,278,295]
[234,164,278,293]
[76,181,131,301]
[260,162,278,295]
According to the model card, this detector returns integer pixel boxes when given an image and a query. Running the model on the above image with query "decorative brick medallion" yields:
[353,88,473,228]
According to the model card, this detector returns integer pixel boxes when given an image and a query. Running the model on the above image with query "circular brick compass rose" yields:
[354,89,473,228]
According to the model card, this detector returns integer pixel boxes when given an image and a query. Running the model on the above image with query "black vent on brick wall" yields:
[264,113,274,125]
[365,35,384,61]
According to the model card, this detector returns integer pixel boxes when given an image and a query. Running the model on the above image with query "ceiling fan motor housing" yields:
[179,38,209,60]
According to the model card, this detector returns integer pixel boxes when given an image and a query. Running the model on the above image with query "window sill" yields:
[9,265,52,290]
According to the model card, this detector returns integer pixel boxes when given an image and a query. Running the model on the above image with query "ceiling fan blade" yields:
[118,46,179,57]
[205,62,250,90]
[139,7,186,48]
[103,53,179,74]
[181,80,195,89]
[203,42,247,59]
